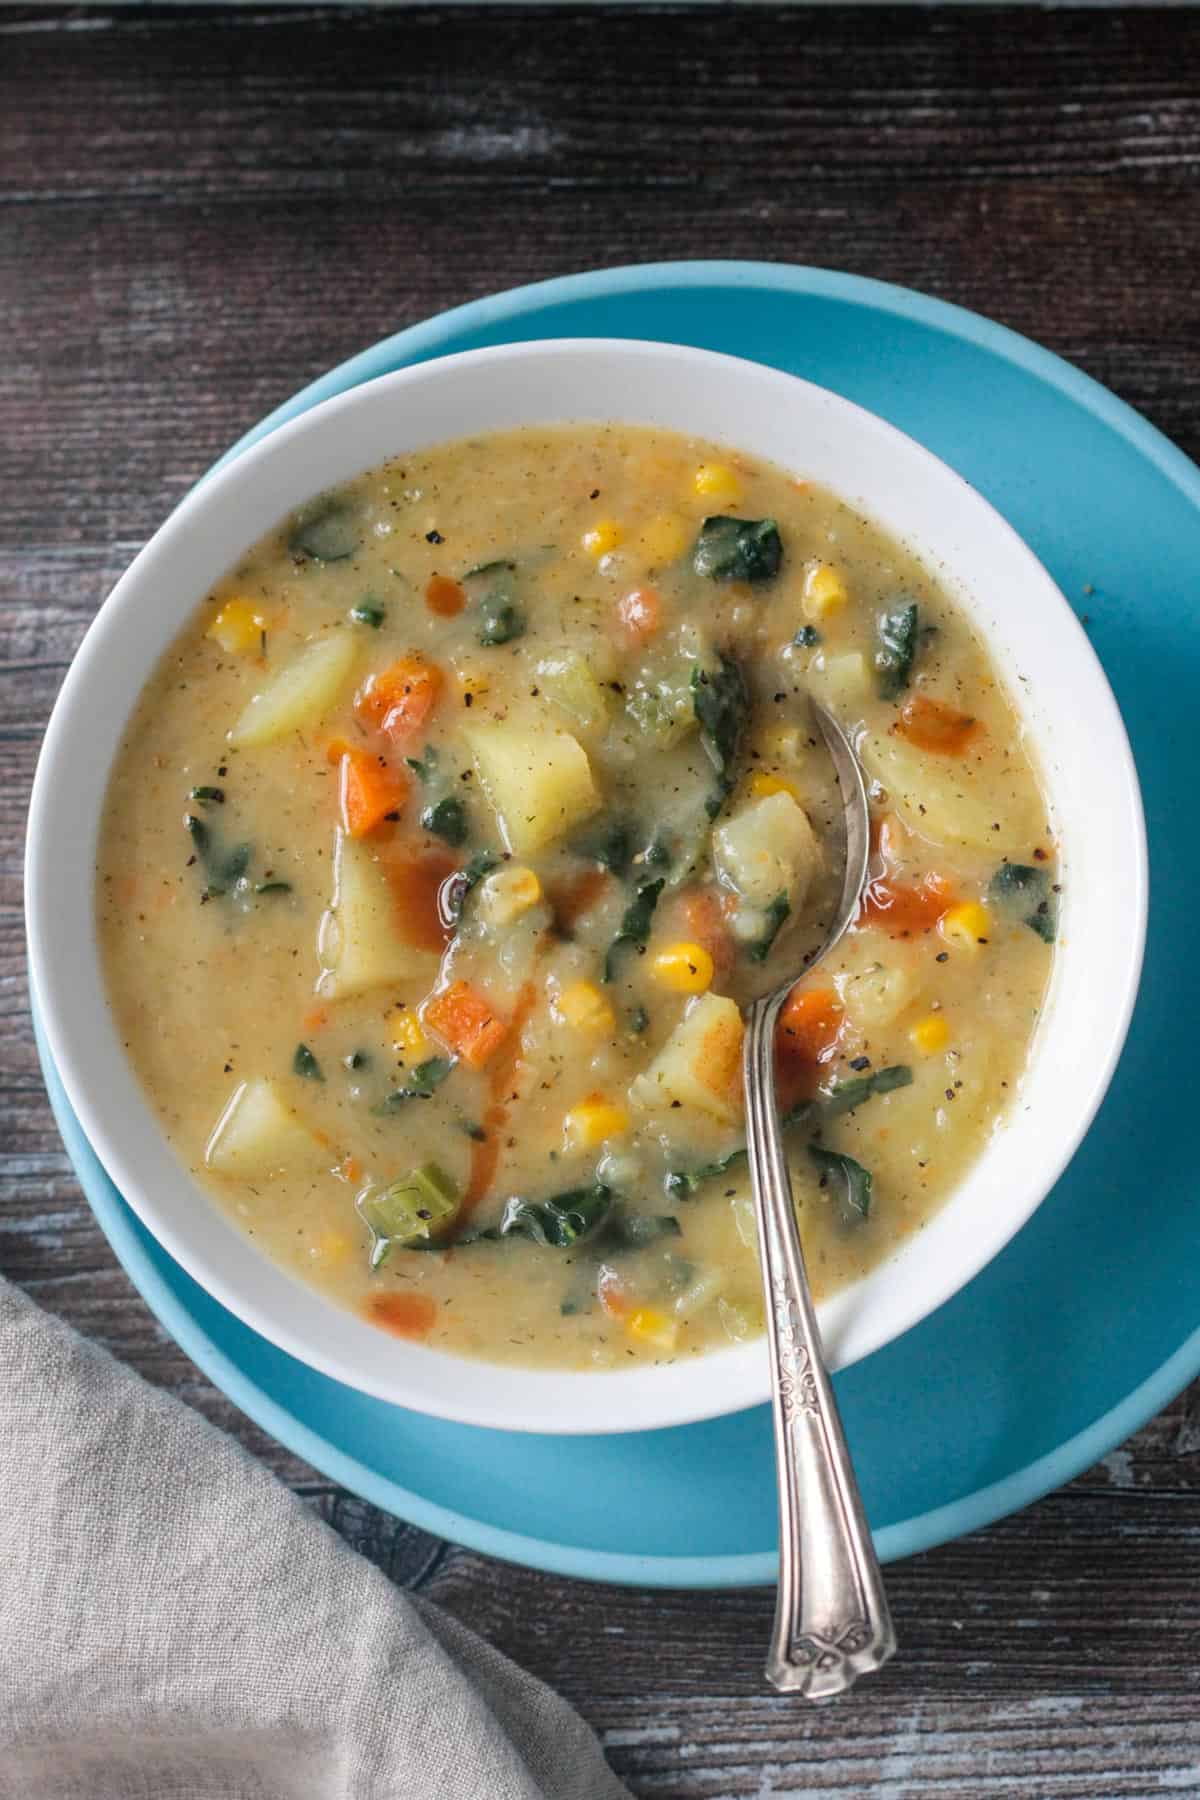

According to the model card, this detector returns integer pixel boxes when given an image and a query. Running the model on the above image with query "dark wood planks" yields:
[2,7,1199,1793]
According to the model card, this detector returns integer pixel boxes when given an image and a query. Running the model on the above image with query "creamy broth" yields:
[97,425,1056,1368]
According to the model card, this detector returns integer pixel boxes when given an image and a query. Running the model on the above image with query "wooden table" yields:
[4,7,1199,1792]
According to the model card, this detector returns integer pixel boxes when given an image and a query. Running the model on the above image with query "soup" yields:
[97,425,1057,1368]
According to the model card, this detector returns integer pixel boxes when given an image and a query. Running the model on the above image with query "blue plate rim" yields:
[40,258,1200,1587]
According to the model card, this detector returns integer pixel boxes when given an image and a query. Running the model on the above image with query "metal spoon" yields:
[742,698,895,1699]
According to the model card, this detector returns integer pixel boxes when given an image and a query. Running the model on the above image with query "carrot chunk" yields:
[617,586,662,644]
[425,981,509,1070]
[777,987,844,1063]
[338,748,407,838]
[895,695,980,755]
[366,1291,438,1339]
[425,575,466,618]
[860,872,954,937]
[775,986,844,1111]
[355,656,443,744]
[463,981,537,1216]
[598,1267,630,1318]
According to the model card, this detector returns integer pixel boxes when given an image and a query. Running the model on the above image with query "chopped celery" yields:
[537,652,611,734]
[359,1162,459,1266]
[626,675,697,749]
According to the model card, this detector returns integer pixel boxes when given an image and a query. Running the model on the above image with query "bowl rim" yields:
[25,335,1148,1434]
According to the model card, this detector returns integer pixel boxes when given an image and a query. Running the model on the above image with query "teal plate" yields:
[34,263,1200,1587]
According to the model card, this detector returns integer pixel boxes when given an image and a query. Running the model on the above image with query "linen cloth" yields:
[0,1275,631,1800]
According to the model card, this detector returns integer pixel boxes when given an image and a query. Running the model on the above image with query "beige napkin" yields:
[0,1276,631,1800]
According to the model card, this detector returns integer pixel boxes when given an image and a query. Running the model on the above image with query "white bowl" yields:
[25,340,1147,1435]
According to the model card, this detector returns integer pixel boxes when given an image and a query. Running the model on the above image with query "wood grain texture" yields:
[3,6,1199,1792]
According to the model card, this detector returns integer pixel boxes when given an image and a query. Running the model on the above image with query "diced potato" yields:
[713,791,821,912]
[464,715,600,855]
[631,992,744,1124]
[317,830,440,999]
[230,634,357,748]
[625,664,701,748]
[832,929,920,1032]
[535,652,612,738]
[205,1079,317,1175]
[861,729,1036,853]
[808,651,870,716]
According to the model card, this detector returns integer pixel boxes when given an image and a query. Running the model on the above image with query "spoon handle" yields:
[743,995,896,1699]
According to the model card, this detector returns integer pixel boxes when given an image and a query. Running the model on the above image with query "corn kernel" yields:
[581,519,622,559]
[564,1097,630,1150]
[207,598,266,655]
[627,1307,679,1352]
[312,1230,352,1266]
[635,512,690,566]
[749,771,802,804]
[909,1013,951,1055]
[651,941,715,995]
[388,1007,433,1063]
[938,901,992,951]
[802,562,849,621]
[692,463,742,506]
[478,866,542,927]
[553,980,615,1035]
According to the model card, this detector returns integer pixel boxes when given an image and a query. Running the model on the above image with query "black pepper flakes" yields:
[425,529,443,544]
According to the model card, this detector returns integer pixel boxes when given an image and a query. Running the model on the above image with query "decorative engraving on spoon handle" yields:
[744,996,896,1700]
